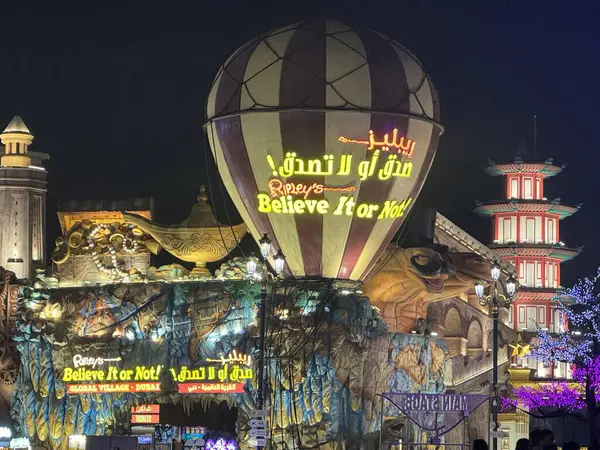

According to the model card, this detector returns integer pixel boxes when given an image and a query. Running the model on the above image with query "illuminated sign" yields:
[63,364,162,382]
[393,394,469,412]
[132,414,160,424]
[170,365,252,383]
[178,382,244,394]
[266,152,412,181]
[137,436,153,445]
[66,382,161,394]
[259,129,415,220]
[72,354,122,368]
[132,404,160,414]
[9,438,30,449]
[64,351,252,395]
[338,128,416,156]
[0,428,12,439]
[182,427,206,440]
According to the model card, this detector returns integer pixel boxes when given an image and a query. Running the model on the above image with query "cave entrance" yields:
[131,400,238,450]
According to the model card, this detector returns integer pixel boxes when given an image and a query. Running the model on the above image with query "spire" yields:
[3,115,30,135]
[0,115,34,168]
[515,139,529,161]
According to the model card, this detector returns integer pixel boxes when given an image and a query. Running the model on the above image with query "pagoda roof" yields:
[490,242,582,261]
[513,287,561,302]
[473,199,581,219]
[483,158,565,178]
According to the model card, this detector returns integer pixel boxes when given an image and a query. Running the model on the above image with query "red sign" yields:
[178,382,244,394]
[67,382,161,394]
[131,405,160,414]
[131,414,160,424]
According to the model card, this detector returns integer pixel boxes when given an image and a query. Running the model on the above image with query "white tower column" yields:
[0,116,49,281]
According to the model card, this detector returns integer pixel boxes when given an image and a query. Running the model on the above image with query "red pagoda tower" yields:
[474,154,582,376]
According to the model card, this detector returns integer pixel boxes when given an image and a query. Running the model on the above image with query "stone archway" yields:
[444,307,462,337]
[466,319,484,358]
[443,306,466,357]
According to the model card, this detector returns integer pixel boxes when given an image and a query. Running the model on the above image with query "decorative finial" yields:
[197,185,209,203]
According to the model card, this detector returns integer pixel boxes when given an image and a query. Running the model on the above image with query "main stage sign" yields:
[380,393,489,437]
[382,393,489,415]
[389,393,471,413]
[63,352,253,395]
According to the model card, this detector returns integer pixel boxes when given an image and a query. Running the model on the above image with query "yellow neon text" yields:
[266,152,411,182]
[377,198,412,220]
[257,194,412,220]
[338,128,416,157]
[63,365,162,382]
[258,194,330,215]
[170,364,253,383]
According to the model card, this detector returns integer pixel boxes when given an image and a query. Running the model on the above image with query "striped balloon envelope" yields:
[205,21,443,281]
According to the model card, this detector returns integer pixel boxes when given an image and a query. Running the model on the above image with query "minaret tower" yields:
[0,116,49,280]
[473,152,582,376]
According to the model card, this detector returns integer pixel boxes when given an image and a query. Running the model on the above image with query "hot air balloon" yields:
[205,21,443,281]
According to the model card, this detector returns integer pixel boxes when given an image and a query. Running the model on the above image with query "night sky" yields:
[1,1,598,286]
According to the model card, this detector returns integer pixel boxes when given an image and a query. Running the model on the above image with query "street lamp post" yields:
[474,261,518,450]
[246,234,286,449]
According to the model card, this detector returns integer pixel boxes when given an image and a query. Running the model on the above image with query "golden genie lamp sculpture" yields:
[123,187,247,277]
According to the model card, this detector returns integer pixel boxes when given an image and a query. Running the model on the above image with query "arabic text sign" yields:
[132,404,160,414]
[66,382,161,394]
[171,364,253,383]
[258,128,415,220]
[178,382,245,394]
[132,414,160,424]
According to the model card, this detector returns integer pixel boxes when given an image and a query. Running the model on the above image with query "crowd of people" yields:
[473,430,581,450]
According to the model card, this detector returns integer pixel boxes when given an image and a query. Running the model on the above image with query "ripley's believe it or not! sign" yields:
[259,129,415,220]
[63,352,252,395]
[205,20,442,281]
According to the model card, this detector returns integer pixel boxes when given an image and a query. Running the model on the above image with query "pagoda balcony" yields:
[473,198,581,219]
[489,241,582,261]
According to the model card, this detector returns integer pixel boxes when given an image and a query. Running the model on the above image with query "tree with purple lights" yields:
[509,267,600,450]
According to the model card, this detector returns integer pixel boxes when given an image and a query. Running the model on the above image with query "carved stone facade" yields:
[430,213,516,443]
[0,267,20,416]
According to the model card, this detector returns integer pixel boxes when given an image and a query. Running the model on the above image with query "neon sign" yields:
[64,351,252,395]
[132,404,160,414]
[266,153,412,181]
[132,414,160,424]
[67,382,161,394]
[338,128,415,156]
[206,350,251,366]
[72,354,122,368]
[258,194,412,220]
[63,364,162,382]
[259,128,416,220]
[178,382,244,394]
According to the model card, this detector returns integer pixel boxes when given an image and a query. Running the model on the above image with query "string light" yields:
[503,383,584,412]
[529,267,600,365]
[506,267,600,412]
